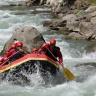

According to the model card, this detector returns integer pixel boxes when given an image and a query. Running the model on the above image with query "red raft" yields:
[0,54,60,75]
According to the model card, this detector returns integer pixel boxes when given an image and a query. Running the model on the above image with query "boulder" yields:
[62,14,77,21]
[66,32,87,40]
[75,62,96,67]
[90,17,96,25]
[76,10,86,19]
[66,20,80,32]
[86,11,96,21]
[85,5,96,13]
[0,26,45,56]
[79,22,94,37]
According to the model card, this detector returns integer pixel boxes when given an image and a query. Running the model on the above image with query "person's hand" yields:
[19,49,24,52]
[61,63,64,66]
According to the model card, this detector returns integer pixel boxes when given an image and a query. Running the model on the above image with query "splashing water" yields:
[0,1,96,96]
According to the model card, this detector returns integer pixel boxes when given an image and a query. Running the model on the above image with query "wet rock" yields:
[58,27,69,35]
[75,62,96,67]
[65,32,87,40]
[50,19,66,27]
[0,26,45,56]
[90,33,96,41]
[42,21,52,27]
[42,19,66,28]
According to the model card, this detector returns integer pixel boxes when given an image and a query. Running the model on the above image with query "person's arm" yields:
[5,49,15,57]
[0,49,15,64]
[38,43,49,53]
[56,49,63,65]
[18,48,28,56]
[0,56,8,64]
[0,57,4,63]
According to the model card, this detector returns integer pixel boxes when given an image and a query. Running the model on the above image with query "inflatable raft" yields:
[0,54,59,75]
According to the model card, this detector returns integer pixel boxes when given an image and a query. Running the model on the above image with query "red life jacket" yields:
[9,48,24,62]
[46,46,60,61]
[46,46,63,63]
[0,55,8,64]
[5,47,24,62]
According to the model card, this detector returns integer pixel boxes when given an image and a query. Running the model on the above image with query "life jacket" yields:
[0,56,8,64]
[10,48,24,62]
[46,46,60,61]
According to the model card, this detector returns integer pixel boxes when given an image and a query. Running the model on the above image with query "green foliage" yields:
[82,0,96,3]
[88,0,96,3]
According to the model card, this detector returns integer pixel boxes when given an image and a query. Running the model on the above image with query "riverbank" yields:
[1,0,96,53]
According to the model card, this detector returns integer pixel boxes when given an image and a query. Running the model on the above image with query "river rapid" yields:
[0,0,96,96]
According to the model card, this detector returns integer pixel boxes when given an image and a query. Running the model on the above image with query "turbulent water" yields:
[0,0,96,96]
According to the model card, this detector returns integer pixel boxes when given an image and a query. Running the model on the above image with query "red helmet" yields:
[32,48,38,52]
[50,38,56,46]
[17,42,23,47]
[11,44,16,48]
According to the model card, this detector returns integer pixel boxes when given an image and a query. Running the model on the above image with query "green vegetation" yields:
[82,0,96,4]
[87,0,96,3]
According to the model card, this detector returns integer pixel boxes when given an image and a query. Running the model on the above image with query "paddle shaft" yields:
[46,47,63,66]
[0,50,21,68]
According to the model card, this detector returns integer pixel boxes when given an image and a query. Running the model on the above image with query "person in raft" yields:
[14,38,19,44]
[8,41,26,62]
[32,48,38,53]
[0,43,17,65]
[1,42,26,64]
[38,38,63,65]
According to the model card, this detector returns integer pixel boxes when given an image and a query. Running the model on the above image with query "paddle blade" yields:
[64,68,75,80]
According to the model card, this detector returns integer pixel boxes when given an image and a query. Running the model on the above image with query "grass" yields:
[82,0,96,4]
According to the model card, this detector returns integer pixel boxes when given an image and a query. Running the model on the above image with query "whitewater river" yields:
[0,0,96,96]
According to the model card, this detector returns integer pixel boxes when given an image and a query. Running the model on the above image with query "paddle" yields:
[0,50,20,68]
[46,47,75,80]
[61,65,75,80]
[0,48,26,68]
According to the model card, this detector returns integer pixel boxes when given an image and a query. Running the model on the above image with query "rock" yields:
[66,20,80,32]
[90,17,96,25]
[85,5,96,13]
[42,21,52,27]
[91,11,96,17]
[61,14,80,32]
[0,26,45,56]
[85,14,93,22]
[76,10,86,19]
[90,33,96,41]
[50,19,66,27]
[57,13,64,19]
[75,62,96,67]
[65,32,87,40]
[62,14,77,21]
[42,19,66,28]
[79,22,94,37]
[58,27,69,35]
